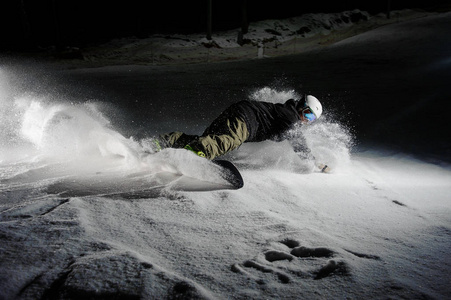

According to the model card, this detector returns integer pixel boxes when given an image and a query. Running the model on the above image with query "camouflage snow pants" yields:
[160,115,249,160]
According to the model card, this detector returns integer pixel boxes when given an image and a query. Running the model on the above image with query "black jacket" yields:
[199,96,312,158]
[231,98,305,142]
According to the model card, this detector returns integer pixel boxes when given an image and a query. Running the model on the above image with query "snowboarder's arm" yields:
[293,143,331,173]
[285,129,331,173]
[292,142,331,173]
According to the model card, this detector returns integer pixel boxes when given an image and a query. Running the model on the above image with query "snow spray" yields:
[249,87,354,171]
[0,83,226,187]
[0,95,140,167]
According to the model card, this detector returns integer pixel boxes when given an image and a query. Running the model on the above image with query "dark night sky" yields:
[1,0,448,50]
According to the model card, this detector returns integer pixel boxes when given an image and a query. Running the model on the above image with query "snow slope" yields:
[1,10,451,300]
[54,9,433,67]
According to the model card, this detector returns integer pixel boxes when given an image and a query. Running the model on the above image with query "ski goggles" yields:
[300,107,317,123]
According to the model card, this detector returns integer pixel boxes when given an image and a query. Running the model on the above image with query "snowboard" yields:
[213,159,244,189]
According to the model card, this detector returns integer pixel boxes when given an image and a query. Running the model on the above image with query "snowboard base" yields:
[213,160,244,189]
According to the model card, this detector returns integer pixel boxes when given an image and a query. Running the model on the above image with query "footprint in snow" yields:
[232,238,379,284]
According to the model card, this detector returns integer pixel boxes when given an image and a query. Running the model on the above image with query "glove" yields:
[316,163,331,173]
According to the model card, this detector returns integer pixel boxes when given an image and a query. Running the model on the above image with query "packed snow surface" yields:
[1,9,450,300]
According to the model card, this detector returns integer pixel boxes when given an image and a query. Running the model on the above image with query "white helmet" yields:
[305,95,322,119]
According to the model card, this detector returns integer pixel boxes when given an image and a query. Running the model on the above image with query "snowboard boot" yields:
[146,136,169,153]
[149,132,207,158]
[184,145,206,158]
[149,132,190,153]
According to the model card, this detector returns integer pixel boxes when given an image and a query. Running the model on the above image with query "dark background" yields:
[1,0,448,51]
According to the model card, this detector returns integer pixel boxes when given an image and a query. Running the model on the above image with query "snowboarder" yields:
[154,94,329,172]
